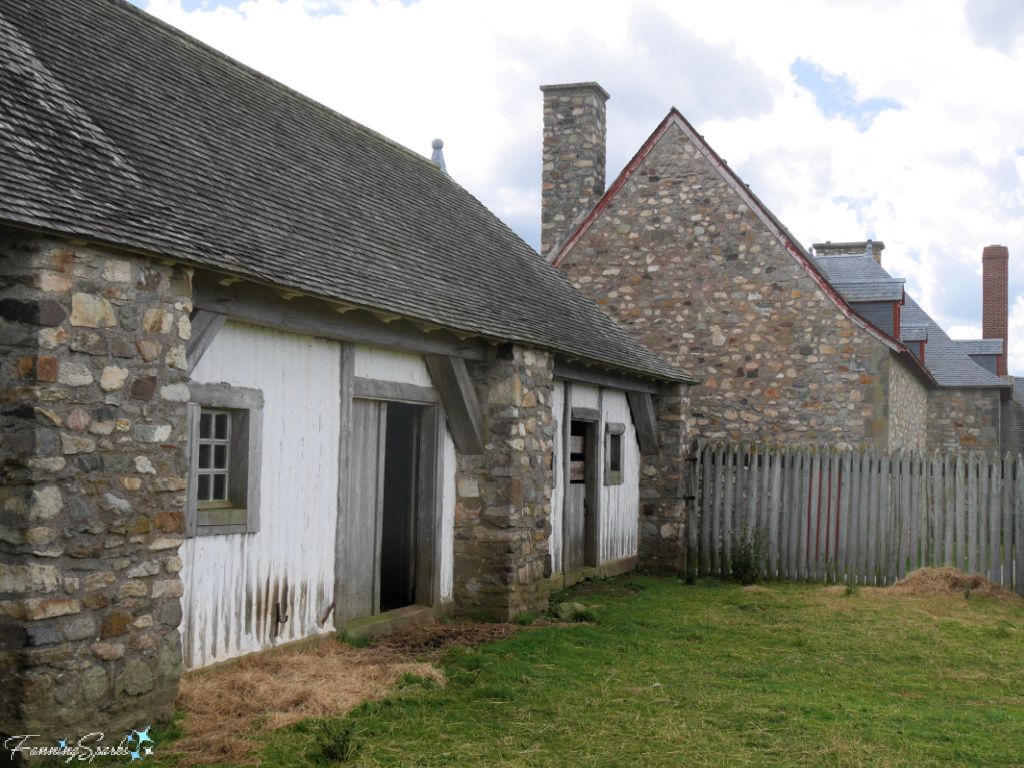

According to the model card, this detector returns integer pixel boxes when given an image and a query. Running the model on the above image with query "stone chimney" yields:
[540,82,610,261]
[812,239,885,264]
[982,244,1009,376]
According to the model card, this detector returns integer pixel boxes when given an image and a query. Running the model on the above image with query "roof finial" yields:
[431,138,447,175]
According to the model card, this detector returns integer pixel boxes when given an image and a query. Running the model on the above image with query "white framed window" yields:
[604,422,625,486]
[186,382,263,537]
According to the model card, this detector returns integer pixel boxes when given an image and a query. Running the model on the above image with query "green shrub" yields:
[730,526,767,585]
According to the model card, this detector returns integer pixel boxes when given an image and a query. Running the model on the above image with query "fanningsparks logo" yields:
[4,726,154,763]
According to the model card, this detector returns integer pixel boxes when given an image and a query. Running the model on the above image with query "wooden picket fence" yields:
[687,443,1024,593]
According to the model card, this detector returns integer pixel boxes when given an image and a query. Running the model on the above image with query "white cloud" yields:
[135,0,1024,374]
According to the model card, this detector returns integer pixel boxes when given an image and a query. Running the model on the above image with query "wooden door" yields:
[343,399,386,621]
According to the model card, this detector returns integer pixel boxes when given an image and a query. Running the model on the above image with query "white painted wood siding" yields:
[352,345,455,601]
[181,323,341,670]
[354,346,434,387]
[549,382,565,574]
[571,384,600,411]
[600,390,640,563]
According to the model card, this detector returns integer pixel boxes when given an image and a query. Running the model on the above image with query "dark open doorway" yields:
[380,402,420,612]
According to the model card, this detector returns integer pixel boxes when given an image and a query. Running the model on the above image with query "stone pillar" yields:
[540,82,609,261]
[452,344,554,621]
[982,244,1009,377]
[0,227,190,743]
[638,384,691,574]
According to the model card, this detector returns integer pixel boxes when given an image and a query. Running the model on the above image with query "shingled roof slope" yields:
[0,0,692,384]
[813,254,1009,389]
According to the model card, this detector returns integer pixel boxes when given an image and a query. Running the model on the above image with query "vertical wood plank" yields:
[825,451,839,579]
[880,453,893,585]
[909,453,922,575]
[944,453,955,568]
[747,445,761,550]
[930,453,942,568]
[780,450,793,581]
[722,445,735,576]
[979,454,990,579]
[866,454,879,585]
[897,451,910,581]
[797,450,811,581]
[857,452,871,583]
[788,451,801,581]
[987,455,1000,583]
[836,452,850,578]
[768,449,782,578]
[968,452,979,574]
[1003,454,1014,589]
[699,443,713,577]
[955,453,966,572]
[1015,456,1024,595]
[759,446,771,577]
[845,452,860,581]
[711,444,724,576]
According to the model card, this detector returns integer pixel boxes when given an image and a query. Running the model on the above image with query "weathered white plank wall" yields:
[352,345,455,602]
[600,390,640,563]
[181,322,341,670]
[549,382,565,574]
[353,346,434,387]
[571,384,600,411]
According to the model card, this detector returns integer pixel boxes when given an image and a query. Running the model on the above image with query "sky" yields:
[129,0,1024,375]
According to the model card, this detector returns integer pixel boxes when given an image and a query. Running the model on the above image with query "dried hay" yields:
[170,619,521,765]
[883,567,1019,600]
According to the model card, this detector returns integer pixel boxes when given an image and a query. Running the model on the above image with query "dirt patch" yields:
[740,585,771,594]
[171,619,523,765]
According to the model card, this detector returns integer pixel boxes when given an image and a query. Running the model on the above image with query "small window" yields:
[186,383,263,537]
[605,422,625,485]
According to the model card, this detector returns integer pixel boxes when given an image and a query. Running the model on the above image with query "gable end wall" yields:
[557,123,896,451]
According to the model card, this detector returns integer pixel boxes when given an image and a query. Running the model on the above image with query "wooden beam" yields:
[424,356,485,455]
[353,378,438,404]
[186,309,228,375]
[627,391,660,455]
[193,272,488,361]
[571,406,600,422]
[554,358,662,394]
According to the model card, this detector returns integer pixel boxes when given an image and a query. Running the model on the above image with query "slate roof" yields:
[831,279,905,303]
[0,0,693,385]
[812,255,1009,389]
[900,325,929,342]
[955,340,1004,355]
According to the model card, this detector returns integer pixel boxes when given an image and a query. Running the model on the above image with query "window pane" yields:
[215,413,229,440]
[213,473,227,501]
[214,444,227,469]
[197,474,210,501]
[198,444,211,470]
[199,413,212,439]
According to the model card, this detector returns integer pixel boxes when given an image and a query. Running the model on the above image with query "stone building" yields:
[0,3,695,749]
[544,82,1014,454]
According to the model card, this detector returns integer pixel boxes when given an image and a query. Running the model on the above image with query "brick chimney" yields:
[982,244,1009,376]
[540,82,609,261]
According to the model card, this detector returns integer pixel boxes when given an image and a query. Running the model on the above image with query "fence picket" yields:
[785,452,799,581]
[979,453,990,579]
[909,453,921,576]
[722,447,735,576]
[968,452,979,575]
[759,447,771,577]
[880,453,894,585]
[955,453,967,572]
[1003,454,1014,589]
[898,451,911,581]
[768,450,782,578]
[1011,456,1019,593]
[931,452,942,569]
[747,445,760,544]
[837,452,852,578]
[944,453,955,568]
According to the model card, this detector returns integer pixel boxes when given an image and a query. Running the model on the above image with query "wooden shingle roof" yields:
[0,0,693,385]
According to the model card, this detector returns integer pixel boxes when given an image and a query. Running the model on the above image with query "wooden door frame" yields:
[334,359,445,629]
[564,392,603,573]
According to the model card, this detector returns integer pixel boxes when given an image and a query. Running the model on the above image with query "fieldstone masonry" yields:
[927,388,1001,454]
[540,82,609,261]
[0,227,189,742]
[637,384,692,573]
[453,344,555,621]
[554,119,919,453]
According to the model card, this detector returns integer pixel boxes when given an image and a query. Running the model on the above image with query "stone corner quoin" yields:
[0,227,189,738]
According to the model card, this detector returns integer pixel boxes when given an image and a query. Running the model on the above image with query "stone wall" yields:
[887,355,928,452]
[452,344,554,620]
[556,122,906,452]
[637,384,691,573]
[0,227,189,743]
[926,387,1002,456]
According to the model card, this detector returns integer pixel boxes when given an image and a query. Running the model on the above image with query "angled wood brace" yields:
[425,355,485,455]
[186,309,228,374]
[627,390,660,455]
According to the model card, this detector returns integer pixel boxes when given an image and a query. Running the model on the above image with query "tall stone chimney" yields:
[540,82,609,261]
[812,239,885,264]
[982,244,1009,376]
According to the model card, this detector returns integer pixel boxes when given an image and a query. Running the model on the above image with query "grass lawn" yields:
[171,575,1024,767]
